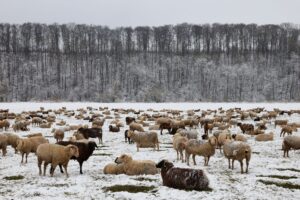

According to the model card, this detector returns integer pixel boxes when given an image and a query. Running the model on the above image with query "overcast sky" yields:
[0,0,299,27]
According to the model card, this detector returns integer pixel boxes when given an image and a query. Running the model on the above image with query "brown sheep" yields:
[109,125,120,132]
[0,134,8,156]
[127,130,159,152]
[0,120,10,131]
[129,122,144,132]
[282,136,300,157]
[255,132,274,141]
[103,163,125,175]
[173,133,188,162]
[114,154,158,175]
[280,126,296,137]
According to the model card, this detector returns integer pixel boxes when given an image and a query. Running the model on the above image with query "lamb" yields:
[57,141,97,174]
[114,154,158,175]
[282,136,300,157]
[237,123,254,134]
[127,130,159,151]
[0,120,10,131]
[223,141,251,173]
[103,163,125,175]
[0,134,8,156]
[17,136,49,163]
[77,127,102,144]
[185,136,217,166]
[280,126,295,137]
[109,125,120,132]
[156,160,209,191]
[3,133,19,153]
[255,132,274,141]
[173,133,188,162]
[129,122,144,132]
[36,143,79,177]
[54,129,65,142]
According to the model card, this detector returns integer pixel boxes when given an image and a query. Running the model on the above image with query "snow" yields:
[0,102,300,200]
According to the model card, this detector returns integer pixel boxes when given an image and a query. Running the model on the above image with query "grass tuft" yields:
[258,180,300,190]
[3,175,24,180]
[103,185,156,193]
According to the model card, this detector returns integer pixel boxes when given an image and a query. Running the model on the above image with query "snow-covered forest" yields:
[0,23,299,102]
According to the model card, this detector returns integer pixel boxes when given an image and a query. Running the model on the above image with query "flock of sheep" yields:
[0,106,300,191]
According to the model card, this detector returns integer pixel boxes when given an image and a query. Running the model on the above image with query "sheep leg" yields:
[50,164,57,177]
[38,157,42,175]
[228,158,231,169]
[79,161,83,174]
[21,153,24,163]
[25,153,29,163]
[44,162,49,176]
[192,154,196,165]
[176,150,179,160]
[232,159,235,170]
[160,129,163,135]
[246,160,249,173]
[186,152,190,166]
[206,156,210,166]
[240,161,244,174]
[59,164,64,173]
[137,144,139,152]
[157,143,159,151]
[63,164,69,178]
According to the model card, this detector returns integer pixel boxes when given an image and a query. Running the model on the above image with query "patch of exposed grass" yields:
[276,168,300,173]
[3,175,24,180]
[258,180,300,190]
[257,175,297,180]
[43,183,69,187]
[252,152,260,155]
[93,153,112,156]
[103,185,156,193]
[64,192,76,196]
[133,177,157,182]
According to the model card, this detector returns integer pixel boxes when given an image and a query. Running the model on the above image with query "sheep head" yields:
[127,130,134,138]
[156,160,174,169]
[66,145,79,158]
[209,136,217,146]
[115,154,132,164]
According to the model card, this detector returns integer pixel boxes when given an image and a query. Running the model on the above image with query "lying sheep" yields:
[232,133,247,142]
[26,133,43,138]
[103,163,125,175]
[114,154,158,175]
[109,125,120,132]
[54,129,64,142]
[5,133,19,153]
[17,136,49,163]
[282,136,300,157]
[185,136,217,166]
[176,128,198,140]
[57,141,97,174]
[255,132,273,141]
[173,133,188,162]
[127,130,159,151]
[0,134,8,156]
[156,160,209,191]
[36,143,79,177]
[39,122,52,128]
[223,141,252,173]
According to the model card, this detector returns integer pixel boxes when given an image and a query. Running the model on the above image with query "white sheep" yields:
[172,133,188,162]
[36,143,79,177]
[282,135,300,157]
[223,141,252,173]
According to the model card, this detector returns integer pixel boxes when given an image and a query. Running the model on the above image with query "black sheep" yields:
[156,160,209,191]
[56,141,98,174]
[125,117,135,125]
[77,127,102,144]
[124,130,132,144]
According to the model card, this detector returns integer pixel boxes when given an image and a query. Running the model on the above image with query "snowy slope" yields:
[0,103,299,200]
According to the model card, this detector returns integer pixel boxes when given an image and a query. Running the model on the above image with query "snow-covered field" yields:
[0,102,300,200]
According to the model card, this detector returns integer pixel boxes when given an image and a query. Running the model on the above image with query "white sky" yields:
[0,0,299,27]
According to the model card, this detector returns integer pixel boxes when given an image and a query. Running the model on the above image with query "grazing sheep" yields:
[255,132,274,141]
[36,143,79,177]
[114,154,158,175]
[77,127,102,144]
[217,131,232,153]
[103,163,125,175]
[57,141,97,174]
[185,136,217,166]
[0,134,8,156]
[17,136,49,163]
[129,122,144,132]
[0,120,10,131]
[237,123,254,134]
[156,160,209,191]
[4,133,19,153]
[54,129,64,142]
[223,141,252,173]
[127,130,159,151]
[109,125,120,132]
[32,117,43,126]
[280,126,295,137]
[173,133,188,162]
[232,134,247,142]
[282,136,300,157]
